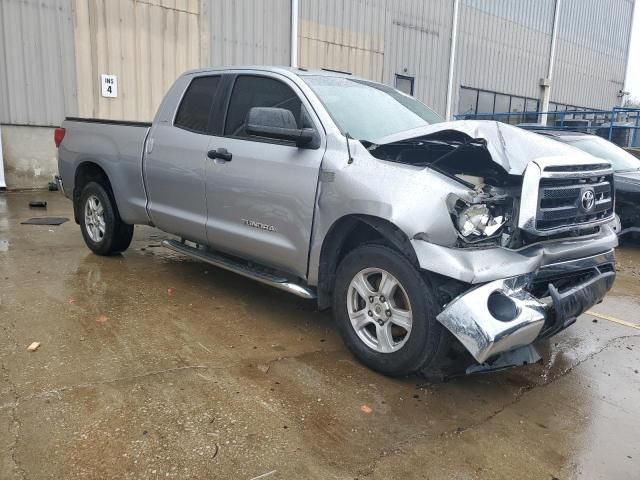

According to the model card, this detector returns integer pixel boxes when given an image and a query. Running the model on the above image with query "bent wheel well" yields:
[317,215,419,310]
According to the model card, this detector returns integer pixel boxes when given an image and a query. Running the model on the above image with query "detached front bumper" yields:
[436,249,616,364]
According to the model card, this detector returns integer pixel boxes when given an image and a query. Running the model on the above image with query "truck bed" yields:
[57,117,152,225]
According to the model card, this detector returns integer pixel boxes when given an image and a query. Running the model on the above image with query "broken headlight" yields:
[457,204,505,238]
[448,195,511,244]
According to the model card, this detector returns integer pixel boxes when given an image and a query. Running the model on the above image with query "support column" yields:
[445,0,460,121]
[0,126,6,190]
[540,0,562,126]
[290,0,299,68]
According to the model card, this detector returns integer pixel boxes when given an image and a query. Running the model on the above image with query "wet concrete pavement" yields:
[1,191,639,479]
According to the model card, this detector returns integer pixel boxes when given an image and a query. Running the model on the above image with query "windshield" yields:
[302,75,443,142]
[563,136,640,172]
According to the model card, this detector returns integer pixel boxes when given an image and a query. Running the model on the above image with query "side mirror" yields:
[246,107,314,147]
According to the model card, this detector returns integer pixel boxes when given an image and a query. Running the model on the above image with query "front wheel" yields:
[332,244,449,377]
[79,181,133,255]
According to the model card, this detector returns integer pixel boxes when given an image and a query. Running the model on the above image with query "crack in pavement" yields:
[0,347,330,412]
[1,360,26,480]
[0,346,333,413]
[9,364,211,406]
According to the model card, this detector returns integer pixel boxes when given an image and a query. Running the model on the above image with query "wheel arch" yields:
[73,161,115,224]
[316,214,419,310]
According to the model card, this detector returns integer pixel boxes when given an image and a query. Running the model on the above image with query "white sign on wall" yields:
[101,74,118,98]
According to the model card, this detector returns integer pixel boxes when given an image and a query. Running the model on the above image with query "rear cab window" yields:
[224,75,313,142]
[174,75,221,134]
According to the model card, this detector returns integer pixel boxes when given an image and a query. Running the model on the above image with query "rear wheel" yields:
[333,244,448,376]
[79,181,133,255]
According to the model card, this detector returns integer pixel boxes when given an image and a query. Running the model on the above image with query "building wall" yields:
[0,126,59,189]
[0,0,635,189]
[453,0,555,115]
[383,0,453,115]
[297,0,453,113]
[73,0,201,123]
[206,0,291,67]
[298,0,386,81]
[0,0,77,126]
[552,0,633,109]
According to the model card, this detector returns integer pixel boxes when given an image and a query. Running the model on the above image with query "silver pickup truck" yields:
[56,67,617,378]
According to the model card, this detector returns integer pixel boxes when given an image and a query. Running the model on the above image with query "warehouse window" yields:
[174,76,221,134]
[477,91,494,119]
[458,88,478,116]
[457,87,540,124]
[395,74,414,95]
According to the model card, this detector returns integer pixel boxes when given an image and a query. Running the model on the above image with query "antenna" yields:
[345,132,354,164]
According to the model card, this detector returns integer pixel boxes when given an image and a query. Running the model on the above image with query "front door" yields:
[205,73,325,279]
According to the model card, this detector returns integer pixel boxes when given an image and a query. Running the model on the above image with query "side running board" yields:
[161,239,316,300]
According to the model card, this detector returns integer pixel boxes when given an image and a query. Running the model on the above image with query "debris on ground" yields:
[167,288,174,296]
[96,314,109,323]
[27,341,41,352]
[21,217,69,226]
[360,404,373,414]
[29,201,47,208]
[257,363,270,374]
[48,181,59,191]
[249,470,277,480]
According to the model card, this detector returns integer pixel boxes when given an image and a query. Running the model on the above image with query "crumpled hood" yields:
[372,120,601,175]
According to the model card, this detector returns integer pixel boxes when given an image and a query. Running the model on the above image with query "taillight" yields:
[54,127,66,148]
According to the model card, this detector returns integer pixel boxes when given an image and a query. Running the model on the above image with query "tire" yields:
[79,181,134,255]
[332,244,448,377]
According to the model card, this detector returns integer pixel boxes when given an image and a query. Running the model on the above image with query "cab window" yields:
[224,75,307,139]
[174,76,221,134]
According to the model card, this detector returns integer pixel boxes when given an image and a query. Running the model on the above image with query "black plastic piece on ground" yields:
[29,201,47,208]
[21,217,69,226]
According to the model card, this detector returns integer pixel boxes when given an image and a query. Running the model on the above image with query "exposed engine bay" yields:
[364,129,521,248]
[364,123,611,249]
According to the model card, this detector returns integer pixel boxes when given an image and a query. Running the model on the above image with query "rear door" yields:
[204,72,325,279]
[145,75,222,244]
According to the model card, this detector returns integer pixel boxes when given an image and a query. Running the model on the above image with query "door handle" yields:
[207,148,232,162]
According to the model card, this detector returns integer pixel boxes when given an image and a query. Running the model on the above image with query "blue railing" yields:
[455,107,640,148]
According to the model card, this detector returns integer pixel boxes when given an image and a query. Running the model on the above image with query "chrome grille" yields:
[536,174,614,231]
[518,160,615,236]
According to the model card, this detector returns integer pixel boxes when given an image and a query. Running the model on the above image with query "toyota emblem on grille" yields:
[581,189,595,211]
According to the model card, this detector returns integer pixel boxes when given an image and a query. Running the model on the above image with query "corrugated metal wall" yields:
[206,0,291,67]
[73,0,201,122]
[298,0,386,82]
[552,0,633,109]
[383,0,453,115]
[0,0,635,126]
[0,0,77,126]
[298,0,453,114]
[453,0,555,113]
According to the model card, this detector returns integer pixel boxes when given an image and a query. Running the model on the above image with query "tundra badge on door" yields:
[242,219,277,232]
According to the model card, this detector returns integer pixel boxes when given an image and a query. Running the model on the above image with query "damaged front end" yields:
[436,250,615,364]
[366,121,617,367]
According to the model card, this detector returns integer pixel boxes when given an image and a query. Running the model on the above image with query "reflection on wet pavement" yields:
[1,191,639,479]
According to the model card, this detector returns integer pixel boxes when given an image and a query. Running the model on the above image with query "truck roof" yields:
[181,65,358,80]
